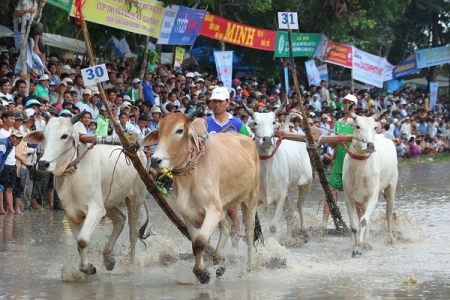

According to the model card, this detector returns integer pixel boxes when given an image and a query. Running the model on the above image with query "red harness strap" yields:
[338,136,372,161]
[259,130,284,161]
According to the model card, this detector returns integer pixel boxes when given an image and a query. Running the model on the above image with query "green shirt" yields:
[329,119,353,191]
[35,84,49,98]
[95,115,109,136]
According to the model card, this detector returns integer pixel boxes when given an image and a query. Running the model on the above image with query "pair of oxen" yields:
[24,103,397,284]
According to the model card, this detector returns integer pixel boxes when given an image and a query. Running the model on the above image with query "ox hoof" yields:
[362,243,372,250]
[80,263,97,275]
[216,265,226,277]
[104,257,115,271]
[103,250,115,271]
[193,267,211,284]
[351,251,362,258]
[269,225,277,234]
[291,229,309,243]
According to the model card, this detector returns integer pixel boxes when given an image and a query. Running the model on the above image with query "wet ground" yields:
[1,162,450,299]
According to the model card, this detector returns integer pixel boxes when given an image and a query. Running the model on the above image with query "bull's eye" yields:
[61,134,68,139]
[356,125,360,129]
[175,129,183,134]
[273,122,276,125]
[374,126,378,130]
[254,122,257,126]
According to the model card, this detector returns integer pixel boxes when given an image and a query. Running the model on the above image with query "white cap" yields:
[132,78,141,84]
[186,72,194,78]
[211,87,230,101]
[120,102,132,109]
[343,94,358,104]
[38,74,50,81]
[62,78,73,84]
[236,86,242,90]
[83,89,92,95]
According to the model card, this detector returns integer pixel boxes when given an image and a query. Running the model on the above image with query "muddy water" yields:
[1,162,450,299]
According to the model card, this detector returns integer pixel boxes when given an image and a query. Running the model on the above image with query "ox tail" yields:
[139,201,155,249]
[253,212,264,248]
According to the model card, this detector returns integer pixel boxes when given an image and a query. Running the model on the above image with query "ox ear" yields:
[247,119,256,128]
[141,129,159,147]
[188,127,200,152]
[23,130,45,144]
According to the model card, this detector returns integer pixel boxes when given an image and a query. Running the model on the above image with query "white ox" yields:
[24,113,152,275]
[343,112,398,257]
[142,111,261,284]
[243,103,313,239]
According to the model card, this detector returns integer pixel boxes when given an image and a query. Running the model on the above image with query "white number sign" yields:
[278,12,299,30]
[81,64,109,86]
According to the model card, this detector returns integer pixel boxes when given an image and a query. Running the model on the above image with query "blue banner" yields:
[158,5,206,45]
[415,46,450,69]
[387,79,403,93]
[392,54,417,79]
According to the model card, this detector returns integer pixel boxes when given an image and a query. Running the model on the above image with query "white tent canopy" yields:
[402,75,449,88]
[330,79,368,90]
[42,33,86,53]
[0,25,86,53]
[0,25,14,38]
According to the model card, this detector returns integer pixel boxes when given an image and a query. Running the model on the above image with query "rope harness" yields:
[259,130,284,161]
[62,140,97,175]
[170,138,205,177]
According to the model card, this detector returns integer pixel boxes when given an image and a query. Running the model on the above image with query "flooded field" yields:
[1,162,450,299]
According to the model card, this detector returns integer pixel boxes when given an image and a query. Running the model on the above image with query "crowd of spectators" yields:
[0,41,449,213]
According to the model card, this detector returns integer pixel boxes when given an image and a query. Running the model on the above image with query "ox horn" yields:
[187,107,202,119]
[242,102,254,117]
[39,108,52,122]
[71,110,85,124]
[372,105,382,120]
[373,111,381,120]
[160,104,170,116]
[349,104,357,119]
[274,99,287,115]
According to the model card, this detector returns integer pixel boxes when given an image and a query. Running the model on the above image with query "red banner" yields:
[199,13,277,51]
[324,41,353,68]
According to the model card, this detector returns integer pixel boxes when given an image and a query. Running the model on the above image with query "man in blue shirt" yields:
[0,130,23,214]
[205,87,250,247]
[205,87,249,136]
[142,71,155,105]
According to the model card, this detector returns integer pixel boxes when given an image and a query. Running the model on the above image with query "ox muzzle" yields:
[366,142,375,152]
[259,136,274,149]
[37,160,51,172]
[150,157,163,168]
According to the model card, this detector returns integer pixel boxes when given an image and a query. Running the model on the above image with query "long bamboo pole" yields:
[79,20,191,240]
[285,10,347,230]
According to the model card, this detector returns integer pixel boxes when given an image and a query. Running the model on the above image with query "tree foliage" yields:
[1,0,449,79]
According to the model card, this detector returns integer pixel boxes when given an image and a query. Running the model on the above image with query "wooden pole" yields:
[19,0,33,95]
[285,10,347,230]
[275,131,353,144]
[79,20,191,240]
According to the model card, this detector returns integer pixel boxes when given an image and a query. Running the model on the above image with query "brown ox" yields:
[142,112,261,284]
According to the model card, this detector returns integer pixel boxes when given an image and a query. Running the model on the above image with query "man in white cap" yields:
[205,87,250,247]
[77,89,91,112]
[205,87,249,135]
[323,93,363,226]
